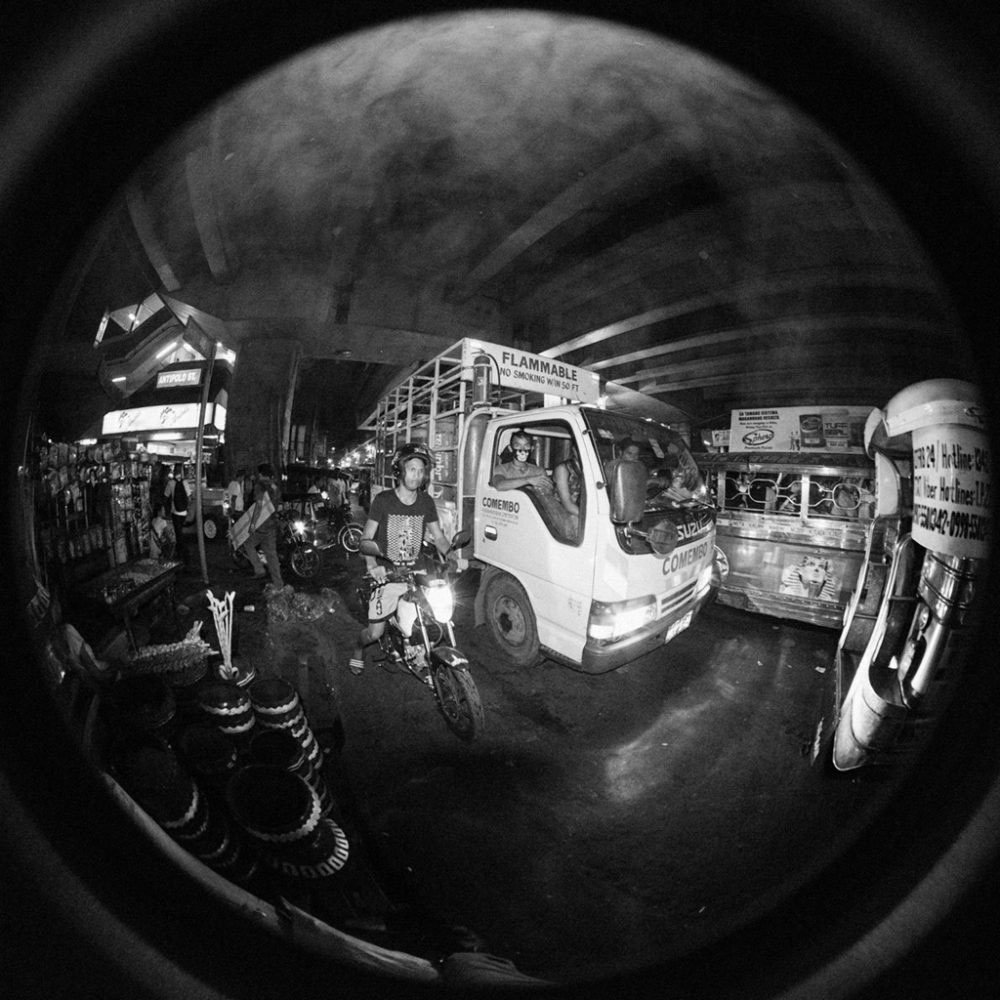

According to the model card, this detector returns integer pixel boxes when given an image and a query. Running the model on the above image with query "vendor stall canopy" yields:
[31,8,977,448]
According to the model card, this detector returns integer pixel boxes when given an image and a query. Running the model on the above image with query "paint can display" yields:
[249,729,333,816]
[197,682,255,745]
[176,723,239,791]
[226,764,321,845]
[248,677,302,729]
[109,735,198,827]
[264,818,350,880]
[108,675,177,736]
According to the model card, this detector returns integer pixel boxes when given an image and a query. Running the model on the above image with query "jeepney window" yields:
[720,470,875,521]
[805,473,876,521]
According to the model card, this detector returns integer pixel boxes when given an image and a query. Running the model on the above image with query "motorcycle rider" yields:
[348,443,451,674]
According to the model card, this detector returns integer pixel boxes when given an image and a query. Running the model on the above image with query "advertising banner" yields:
[102,402,226,435]
[726,538,857,604]
[729,406,873,452]
[462,339,600,404]
[911,423,991,559]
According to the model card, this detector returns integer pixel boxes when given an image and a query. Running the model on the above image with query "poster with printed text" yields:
[729,406,874,452]
[911,424,991,559]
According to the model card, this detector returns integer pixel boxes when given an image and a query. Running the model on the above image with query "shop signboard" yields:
[729,405,873,453]
[102,402,227,435]
[461,339,600,404]
[156,367,203,389]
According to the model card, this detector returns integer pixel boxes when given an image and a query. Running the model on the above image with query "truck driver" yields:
[491,429,555,495]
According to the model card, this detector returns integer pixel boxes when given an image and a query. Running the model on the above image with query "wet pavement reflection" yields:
[164,533,899,983]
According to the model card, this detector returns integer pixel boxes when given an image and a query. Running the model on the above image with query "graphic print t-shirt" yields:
[370,488,439,565]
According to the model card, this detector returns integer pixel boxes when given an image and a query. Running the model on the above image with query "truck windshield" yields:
[583,409,708,511]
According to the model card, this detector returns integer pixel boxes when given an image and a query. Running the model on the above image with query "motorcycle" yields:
[357,530,484,741]
[312,497,364,555]
[230,507,321,580]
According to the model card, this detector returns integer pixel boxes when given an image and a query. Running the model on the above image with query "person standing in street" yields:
[241,463,284,587]
[167,463,190,568]
[225,467,246,527]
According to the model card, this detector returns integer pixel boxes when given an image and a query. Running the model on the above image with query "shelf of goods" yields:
[31,438,154,589]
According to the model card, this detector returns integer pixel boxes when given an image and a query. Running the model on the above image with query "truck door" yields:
[476,418,596,664]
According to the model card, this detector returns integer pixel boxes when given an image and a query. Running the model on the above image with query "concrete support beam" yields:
[185,146,237,283]
[226,338,301,475]
[126,183,180,291]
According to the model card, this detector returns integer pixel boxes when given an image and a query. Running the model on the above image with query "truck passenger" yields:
[348,443,452,675]
[491,430,555,496]
[602,436,643,481]
[553,444,582,540]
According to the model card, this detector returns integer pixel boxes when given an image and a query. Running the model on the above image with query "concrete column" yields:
[226,338,301,474]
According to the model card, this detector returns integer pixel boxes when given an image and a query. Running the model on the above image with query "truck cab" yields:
[470,406,720,672]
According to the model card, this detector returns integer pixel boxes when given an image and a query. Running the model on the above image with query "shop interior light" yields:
[155,340,178,359]
[149,431,184,441]
[111,376,127,383]
[93,308,110,347]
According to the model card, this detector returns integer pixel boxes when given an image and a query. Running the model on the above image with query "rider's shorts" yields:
[368,581,409,623]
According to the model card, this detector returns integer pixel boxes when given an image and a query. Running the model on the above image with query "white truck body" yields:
[361,339,720,672]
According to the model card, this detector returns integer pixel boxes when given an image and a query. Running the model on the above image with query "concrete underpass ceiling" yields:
[41,10,973,443]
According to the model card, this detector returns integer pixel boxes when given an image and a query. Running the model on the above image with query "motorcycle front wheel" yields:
[338,522,363,554]
[290,546,321,579]
[432,662,485,741]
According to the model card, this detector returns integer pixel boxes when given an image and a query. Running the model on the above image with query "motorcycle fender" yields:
[430,646,469,670]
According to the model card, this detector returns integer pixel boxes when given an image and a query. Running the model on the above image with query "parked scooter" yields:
[357,530,484,741]
[230,508,321,580]
[311,500,364,555]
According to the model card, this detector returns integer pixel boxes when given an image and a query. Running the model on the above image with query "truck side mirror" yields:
[609,461,647,525]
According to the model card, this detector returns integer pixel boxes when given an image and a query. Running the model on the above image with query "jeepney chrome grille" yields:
[657,581,696,619]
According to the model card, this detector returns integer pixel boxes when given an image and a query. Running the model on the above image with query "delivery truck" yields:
[360,339,725,673]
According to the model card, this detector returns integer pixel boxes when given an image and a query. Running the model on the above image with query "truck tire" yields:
[484,572,541,667]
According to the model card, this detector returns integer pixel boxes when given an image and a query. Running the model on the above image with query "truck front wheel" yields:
[484,572,540,667]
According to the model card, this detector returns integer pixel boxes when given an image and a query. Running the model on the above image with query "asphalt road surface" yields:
[184,537,911,984]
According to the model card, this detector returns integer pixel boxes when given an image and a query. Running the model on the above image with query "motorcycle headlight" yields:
[423,579,454,623]
[293,519,307,535]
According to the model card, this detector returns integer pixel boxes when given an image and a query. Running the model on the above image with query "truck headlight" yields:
[588,595,657,642]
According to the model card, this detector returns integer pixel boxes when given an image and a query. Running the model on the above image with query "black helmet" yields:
[391,442,434,483]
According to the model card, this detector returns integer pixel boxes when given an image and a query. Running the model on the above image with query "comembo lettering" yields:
[482,497,520,513]
[665,540,710,575]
